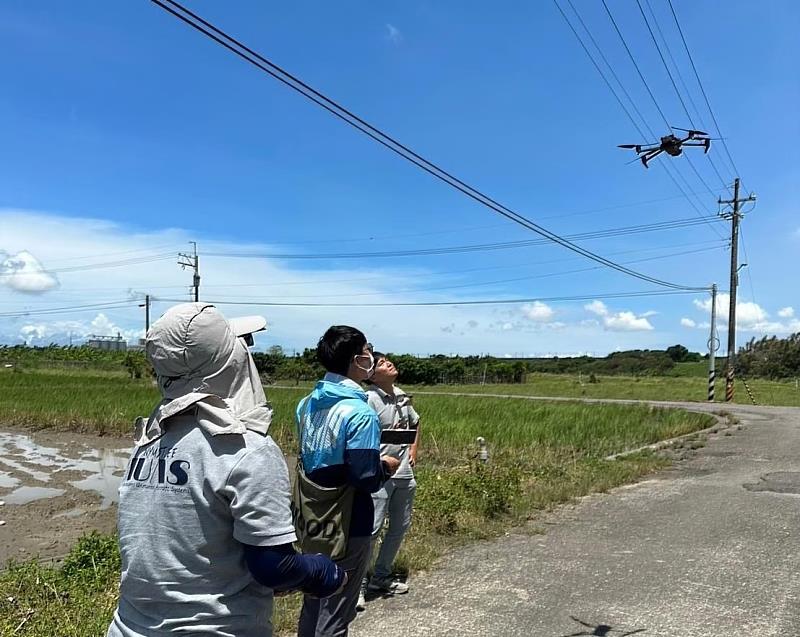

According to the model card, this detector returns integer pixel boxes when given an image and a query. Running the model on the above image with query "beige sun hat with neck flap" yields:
[134,302,272,446]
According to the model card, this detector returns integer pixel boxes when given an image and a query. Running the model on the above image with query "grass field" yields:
[409,372,800,407]
[0,369,721,636]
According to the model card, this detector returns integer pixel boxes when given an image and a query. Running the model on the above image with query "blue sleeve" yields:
[343,410,385,493]
[242,543,344,597]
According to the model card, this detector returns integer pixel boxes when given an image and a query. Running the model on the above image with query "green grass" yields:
[407,372,800,407]
[0,371,720,636]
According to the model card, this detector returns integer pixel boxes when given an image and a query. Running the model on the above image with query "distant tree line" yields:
[737,333,800,379]
[250,344,708,385]
[17,338,800,384]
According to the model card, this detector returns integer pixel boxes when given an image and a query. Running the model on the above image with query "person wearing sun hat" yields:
[107,303,345,637]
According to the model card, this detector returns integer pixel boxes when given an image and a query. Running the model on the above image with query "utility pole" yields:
[719,178,756,402]
[707,283,718,402]
[178,242,200,302]
[138,295,151,334]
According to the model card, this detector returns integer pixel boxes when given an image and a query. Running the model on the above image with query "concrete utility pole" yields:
[138,295,151,334]
[707,283,718,402]
[178,242,200,302]
[719,178,756,402]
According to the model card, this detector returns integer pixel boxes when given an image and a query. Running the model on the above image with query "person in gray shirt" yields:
[358,352,420,608]
[106,303,345,637]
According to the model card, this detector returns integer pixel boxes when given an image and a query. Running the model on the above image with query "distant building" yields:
[127,338,146,352]
[84,333,128,352]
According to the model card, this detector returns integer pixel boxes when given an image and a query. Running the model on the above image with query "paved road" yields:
[351,402,800,637]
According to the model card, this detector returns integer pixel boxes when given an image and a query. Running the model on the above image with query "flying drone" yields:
[618,127,712,168]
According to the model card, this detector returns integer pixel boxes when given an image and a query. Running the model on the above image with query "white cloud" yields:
[521,301,555,322]
[585,300,608,316]
[680,318,696,328]
[386,23,402,44]
[10,208,638,355]
[17,313,144,346]
[694,294,767,330]
[604,311,654,332]
[584,299,653,332]
[691,295,800,334]
[0,250,59,293]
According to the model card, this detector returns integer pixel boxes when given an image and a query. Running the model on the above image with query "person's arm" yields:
[343,411,394,492]
[408,423,421,467]
[407,402,421,467]
[242,543,345,597]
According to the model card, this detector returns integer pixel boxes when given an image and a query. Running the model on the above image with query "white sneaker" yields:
[367,578,409,595]
[356,591,367,612]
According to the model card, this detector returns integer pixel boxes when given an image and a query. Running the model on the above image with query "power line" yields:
[0,253,176,278]
[200,244,726,301]
[203,216,723,261]
[641,0,707,131]
[150,0,708,292]
[633,0,730,194]
[51,238,726,292]
[555,0,725,241]
[666,0,742,181]
[159,288,703,309]
[602,0,722,206]
[0,300,137,319]
[601,0,671,130]
[738,226,765,339]
[42,243,185,265]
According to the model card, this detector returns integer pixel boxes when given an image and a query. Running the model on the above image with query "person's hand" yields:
[381,455,401,475]
[408,448,417,468]
[301,557,348,599]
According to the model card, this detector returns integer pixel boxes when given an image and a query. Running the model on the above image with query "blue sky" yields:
[1,1,798,356]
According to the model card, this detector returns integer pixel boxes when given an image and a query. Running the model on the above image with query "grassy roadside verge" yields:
[0,372,717,636]
[409,373,800,407]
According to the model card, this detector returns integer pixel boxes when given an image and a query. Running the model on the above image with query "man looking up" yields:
[296,326,400,637]
[359,352,420,609]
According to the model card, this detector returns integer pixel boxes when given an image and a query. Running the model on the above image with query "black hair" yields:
[371,351,386,361]
[317,325,368,375]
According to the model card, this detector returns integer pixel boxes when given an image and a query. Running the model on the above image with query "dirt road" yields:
[351,402,800,637]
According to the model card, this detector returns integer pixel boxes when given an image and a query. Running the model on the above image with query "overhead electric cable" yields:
[642,0,707,131]
[150,0,708,292]
[738,227,765,338]
[555,0,725,241]
[44,243,186,265]
[0,300,137,319]
[666,0,742,181]
[57,238,726,293]
[601,0,723,207]
[0,253,176,278]
[203,216,723,261]
[204,244,726,300]
[633,0,730,194]
[601,0,670,129]
[160,289,702,308]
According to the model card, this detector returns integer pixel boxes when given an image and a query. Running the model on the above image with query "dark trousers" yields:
[297,534,372,637]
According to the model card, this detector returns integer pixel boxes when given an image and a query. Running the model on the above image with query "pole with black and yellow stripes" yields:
[707,283,719,402]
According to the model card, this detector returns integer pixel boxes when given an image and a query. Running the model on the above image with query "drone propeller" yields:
[671,126,709,136]
[617,144,639,149]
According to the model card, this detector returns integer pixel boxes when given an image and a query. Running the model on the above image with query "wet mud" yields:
[0,427,133,566]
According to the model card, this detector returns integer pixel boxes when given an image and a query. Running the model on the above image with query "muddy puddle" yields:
[0,427,133,566]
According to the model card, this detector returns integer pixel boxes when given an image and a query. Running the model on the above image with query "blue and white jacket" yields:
[296,373,385,536]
